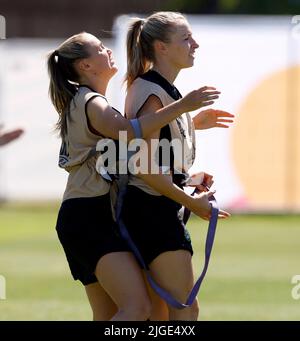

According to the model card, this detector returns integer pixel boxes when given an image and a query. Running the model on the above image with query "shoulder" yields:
[126,77,167,117]
[128,77,164,97]
[85,94,109,117]
[74,86,107,107]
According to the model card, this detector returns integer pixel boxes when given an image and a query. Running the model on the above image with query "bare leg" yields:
[142,272,169,321]
[149,250,199,321]
[85,282,117,320]
[95,252,152,321]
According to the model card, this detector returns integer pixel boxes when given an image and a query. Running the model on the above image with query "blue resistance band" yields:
[114,118,219,309]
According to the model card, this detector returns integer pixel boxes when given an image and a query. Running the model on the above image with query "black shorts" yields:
[121,185,193,266]
[56,193,130,285]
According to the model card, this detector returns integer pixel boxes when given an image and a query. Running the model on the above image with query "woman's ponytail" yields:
[47,32,90,138]
[126,18,149,89]
[125,12,186,90]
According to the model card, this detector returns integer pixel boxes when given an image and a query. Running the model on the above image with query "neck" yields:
[79,74,109,96]
[152,60,180,84]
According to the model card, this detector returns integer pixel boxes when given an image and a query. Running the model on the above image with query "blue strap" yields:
[115,119,219,309]
[129,118,143,139]
[116,185,219,309]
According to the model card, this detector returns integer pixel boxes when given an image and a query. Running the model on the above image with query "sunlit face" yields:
[81,34,118,78]
[165,21,199,70]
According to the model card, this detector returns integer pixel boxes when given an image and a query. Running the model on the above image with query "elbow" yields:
[117,121,134,141]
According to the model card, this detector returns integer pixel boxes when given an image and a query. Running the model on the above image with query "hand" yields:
[180,86,220,112]
[0,125,24,146]
[193,109,234,130]
[188,190,231,220]
[187,172,214,192]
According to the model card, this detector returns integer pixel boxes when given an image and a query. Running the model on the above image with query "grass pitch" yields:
[0,202,299,320]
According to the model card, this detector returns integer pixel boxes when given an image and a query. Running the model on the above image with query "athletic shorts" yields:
[121,185,193,266]
[56,193,130,285]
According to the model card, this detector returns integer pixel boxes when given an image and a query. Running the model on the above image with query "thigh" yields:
[56,196,130,285]
[122,186,193,265]
[95,252,150,309]
[85,282,117,320]
[142,272,169,321]
[149,249,195,303]
[149,250,198,320]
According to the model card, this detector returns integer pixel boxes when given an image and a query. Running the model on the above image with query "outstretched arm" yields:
[132,95,230,220]
[87,87,220,141]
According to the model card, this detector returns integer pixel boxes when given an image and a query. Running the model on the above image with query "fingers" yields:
[217,119,234,123]
[201,100,215,107]
[199,92,220,98]
[220,209,230,216]
[215,110,235,118]
[200,90,220,96]
[204,95,220,101]
[196,89,225,110]
[218,209,231,219]
[198,86,217,91]
[200,210,231,220]
[215,123,231,128]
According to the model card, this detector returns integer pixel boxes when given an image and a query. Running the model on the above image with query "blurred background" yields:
[0,0,300,321]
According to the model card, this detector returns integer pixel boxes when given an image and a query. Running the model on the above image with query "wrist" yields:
[179,192,194,209]
[175,98,185,115]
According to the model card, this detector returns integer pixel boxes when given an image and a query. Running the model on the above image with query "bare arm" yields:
[87,86,220,141]
[132,95,224,219]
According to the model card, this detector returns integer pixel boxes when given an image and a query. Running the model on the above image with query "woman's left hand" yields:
[193,109,234,130]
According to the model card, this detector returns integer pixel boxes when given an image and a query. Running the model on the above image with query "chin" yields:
[181,62,194,69]
[110,66,118,76]
[188,56,195,66]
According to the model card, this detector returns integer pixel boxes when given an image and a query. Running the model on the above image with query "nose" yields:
[191,37,199,49]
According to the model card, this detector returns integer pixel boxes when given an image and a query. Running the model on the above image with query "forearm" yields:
[87,96,183,141]
[137,99,184,139]
[138,173,193,208]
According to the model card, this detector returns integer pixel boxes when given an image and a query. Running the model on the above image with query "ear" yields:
[153,40,168,56]
[76,59,91,72]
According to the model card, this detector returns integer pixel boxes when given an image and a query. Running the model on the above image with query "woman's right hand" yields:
[188,190,231,220]
[180,86,220,112]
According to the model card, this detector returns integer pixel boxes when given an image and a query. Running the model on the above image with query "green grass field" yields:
[0,202,299,321]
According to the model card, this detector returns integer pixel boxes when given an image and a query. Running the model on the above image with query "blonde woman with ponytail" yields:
[47,31,219,321]
[122,12,233,320]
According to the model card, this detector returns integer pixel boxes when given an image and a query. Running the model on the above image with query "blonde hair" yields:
[47,32,91,138]
[126,11,186,89]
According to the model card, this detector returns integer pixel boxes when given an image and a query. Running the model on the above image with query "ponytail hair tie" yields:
[53,50,59,63]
